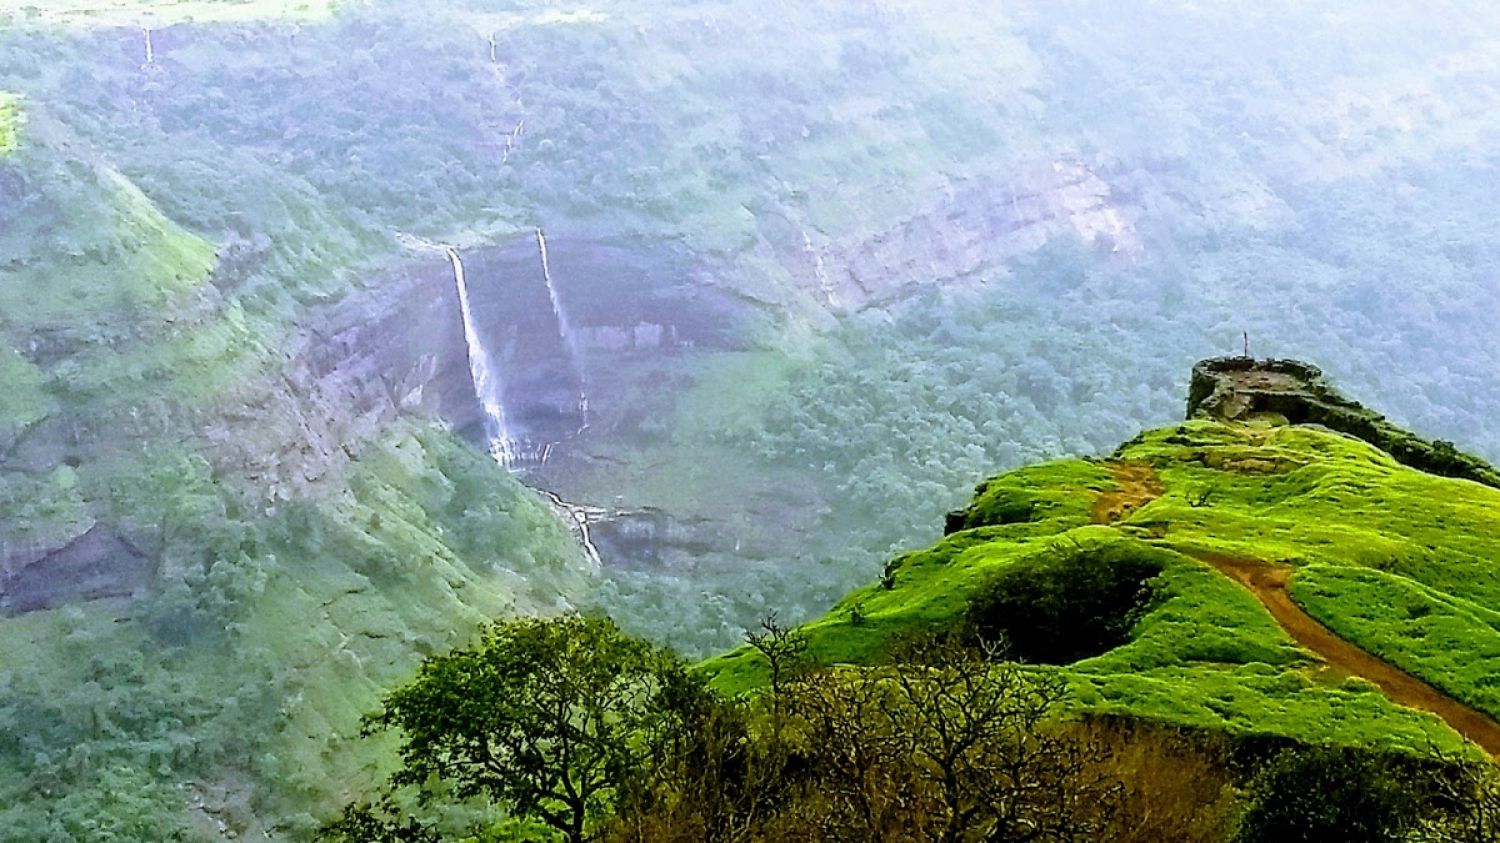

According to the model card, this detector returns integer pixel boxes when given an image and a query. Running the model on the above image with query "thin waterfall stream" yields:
[535,227,589,428]
[445,245,516,466]
[403,232,609,567]
[803,228,837,307]
[538,490,605,569]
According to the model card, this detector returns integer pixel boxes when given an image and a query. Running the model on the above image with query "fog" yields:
[3,0,1500,836]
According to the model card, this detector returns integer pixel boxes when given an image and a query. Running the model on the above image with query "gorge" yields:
[8,1,1500,838]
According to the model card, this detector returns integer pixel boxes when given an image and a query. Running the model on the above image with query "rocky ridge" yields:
[1188,356,1500,489]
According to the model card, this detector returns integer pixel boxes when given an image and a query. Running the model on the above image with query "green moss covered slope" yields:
[705,395,1500,760]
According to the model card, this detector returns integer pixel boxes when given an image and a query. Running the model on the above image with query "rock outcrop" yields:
[1188,356,1500,489]
[198,259,478,501]
[1,522,155,615]
[0,255,479,613]
[789,157,1139,313]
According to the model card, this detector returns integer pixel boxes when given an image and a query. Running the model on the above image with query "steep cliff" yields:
[196,258,481,500]
[793,158,1140,313]
[0,99,596,840]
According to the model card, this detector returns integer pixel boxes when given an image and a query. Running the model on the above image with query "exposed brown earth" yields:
[1194,551,1500,758]
[1090,456,1500,755]
[1092,461,1165,525]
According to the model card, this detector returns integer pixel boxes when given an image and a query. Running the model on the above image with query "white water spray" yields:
[535,228,588,425]
[446,246,516,466]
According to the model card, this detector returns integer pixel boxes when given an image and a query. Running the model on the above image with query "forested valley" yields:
[6,0,1500,839]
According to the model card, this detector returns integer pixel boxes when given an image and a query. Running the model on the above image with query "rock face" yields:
[198,259,479,501]
[0,231,770,611]
[587,507,721,571]
[1188,356,1500,489]
[1,523,155,615]
[789,157,1139,313]
[0,255,481,613]
[1186,357,1332,422]
[459,234,758,456]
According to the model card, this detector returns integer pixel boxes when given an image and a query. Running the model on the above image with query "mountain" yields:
[706,357,1500,761]
[7,0,1500,838]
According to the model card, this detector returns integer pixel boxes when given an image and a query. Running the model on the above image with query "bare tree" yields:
[785,667,916,842]
[1412,751,1500,843]
[745,612,809,700]
[783,633,1120,842]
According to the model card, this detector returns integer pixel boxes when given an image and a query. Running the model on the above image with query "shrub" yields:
[1235,747,1426,843]
[964,542,1164,664]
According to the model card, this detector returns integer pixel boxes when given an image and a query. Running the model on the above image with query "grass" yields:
[702,418,1500,758]
[0,344,53,437]
[0,163,218,334]
[234,427,594,830]
[1292,564,1500,719]
[1115,422,1500,724]
[0,464,88,546]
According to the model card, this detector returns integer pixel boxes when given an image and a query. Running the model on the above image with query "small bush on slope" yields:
[1235,747,1427,843]
[965,542,1164,664]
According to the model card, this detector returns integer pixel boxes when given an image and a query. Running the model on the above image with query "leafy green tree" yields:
[327,616,693,843]
[316,796,442,843]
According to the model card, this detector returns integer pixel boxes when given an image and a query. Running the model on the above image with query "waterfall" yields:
[143,27,155,66]
[502,119,524,164]
[446,246,516,466]
[535,228,588,425]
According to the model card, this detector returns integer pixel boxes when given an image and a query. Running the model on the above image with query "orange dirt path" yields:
[1092,461,1165,524]
[1087,462,1500,755]
[1194,551,1500,758]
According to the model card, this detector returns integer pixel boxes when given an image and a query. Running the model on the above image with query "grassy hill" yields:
[705,376,1500,761]
[7,1,1500,835]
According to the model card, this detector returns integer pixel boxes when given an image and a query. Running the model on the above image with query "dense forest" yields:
[5,0,1500,839]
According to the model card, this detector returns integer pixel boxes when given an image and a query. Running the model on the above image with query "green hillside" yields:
[318,361,1500,841]
[0,425,592,839]
[7,1,1500,837]
[705,375,1500,760]
[0,90,592,839]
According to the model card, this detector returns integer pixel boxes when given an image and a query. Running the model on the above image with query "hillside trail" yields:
[1093,461,1500,757]
[1193,552,1500,758]
[1092,461,1165,524]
